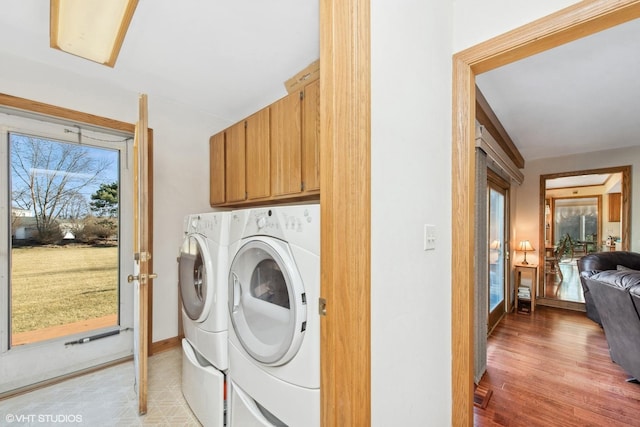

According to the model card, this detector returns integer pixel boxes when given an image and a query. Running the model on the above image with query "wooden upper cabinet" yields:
[209,78,320,207]
[609,192,621,222]
[270,90,302,196]
[209,132,226,205]
[302,79,320,192]
[225,120,246,203]
[245,108,271,200]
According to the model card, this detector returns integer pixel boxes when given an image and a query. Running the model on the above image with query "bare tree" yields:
[10,134,113,243]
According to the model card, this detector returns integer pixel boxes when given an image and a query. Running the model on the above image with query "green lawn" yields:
[11,245,118,334]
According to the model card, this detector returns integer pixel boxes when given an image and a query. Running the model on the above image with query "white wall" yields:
[369,0,583,424]
[515,146,640,264]
[0,52,230,343]
[453,0,578,51]
[370,1,453,424]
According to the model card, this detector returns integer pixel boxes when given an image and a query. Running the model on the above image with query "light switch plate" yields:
[424,224,436,250]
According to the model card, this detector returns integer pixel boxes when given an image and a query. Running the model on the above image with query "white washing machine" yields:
[227,204,320,427]
[178,211,230,427]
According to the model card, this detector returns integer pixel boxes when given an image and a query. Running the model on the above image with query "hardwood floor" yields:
[474,306,640,426]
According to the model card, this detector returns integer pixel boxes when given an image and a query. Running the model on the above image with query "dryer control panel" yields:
[237,205,320,251]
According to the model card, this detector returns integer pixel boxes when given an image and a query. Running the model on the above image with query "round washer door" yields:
[229,237,307,366]
[179,233,214,323]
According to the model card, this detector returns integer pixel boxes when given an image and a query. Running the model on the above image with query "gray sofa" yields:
[578,251,640,382]
[577,251,640,325]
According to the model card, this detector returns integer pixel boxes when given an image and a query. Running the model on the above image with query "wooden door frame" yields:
[452,1,640,425]
[320,0,371,426]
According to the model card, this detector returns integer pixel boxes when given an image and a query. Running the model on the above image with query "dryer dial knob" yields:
[256,216,267,229]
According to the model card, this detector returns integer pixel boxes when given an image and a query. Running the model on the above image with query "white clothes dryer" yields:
[178,211,230,427]
[227,204,320,427]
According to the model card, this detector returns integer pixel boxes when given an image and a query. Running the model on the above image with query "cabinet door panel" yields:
[270,92,302,196]
[209,132,226,205]
[246,108,271,200]
[302,80,320,192]
[225,121,246,202]
[609,192,621,222]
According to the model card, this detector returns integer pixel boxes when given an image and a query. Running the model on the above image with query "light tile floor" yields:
[1,347,200,426]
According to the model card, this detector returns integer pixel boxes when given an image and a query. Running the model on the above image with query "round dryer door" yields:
[229,237,307,366]
[179,233,214,322]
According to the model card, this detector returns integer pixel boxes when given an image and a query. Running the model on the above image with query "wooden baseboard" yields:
[150,336,181,355]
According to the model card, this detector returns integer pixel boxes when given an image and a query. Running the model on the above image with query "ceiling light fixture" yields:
[50,0,139,67]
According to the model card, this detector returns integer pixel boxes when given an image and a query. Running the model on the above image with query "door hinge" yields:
[134,252,151,262]
[319,297,327,316]
[301,181,305,191]
[300,91,304,100]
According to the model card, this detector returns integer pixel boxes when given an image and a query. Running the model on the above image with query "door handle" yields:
[231,272,241,312]
[127,273,158,283]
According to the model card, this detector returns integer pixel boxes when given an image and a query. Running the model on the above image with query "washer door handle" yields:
[232,272,241,312]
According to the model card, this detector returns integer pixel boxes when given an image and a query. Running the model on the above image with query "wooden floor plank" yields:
[474,306,640,426]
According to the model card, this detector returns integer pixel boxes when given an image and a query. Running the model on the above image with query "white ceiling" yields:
[476,17,640,162]
[545,173,620,191]
[0,1,319,124]
[1,3,636,164]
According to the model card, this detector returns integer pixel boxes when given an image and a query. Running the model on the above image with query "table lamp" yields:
[518,240,534,265]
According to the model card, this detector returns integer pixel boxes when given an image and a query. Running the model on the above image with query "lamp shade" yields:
[518,240,534,252]
[489,240,501,250]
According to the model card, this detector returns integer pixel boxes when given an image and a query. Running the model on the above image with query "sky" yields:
[10,133,120,218]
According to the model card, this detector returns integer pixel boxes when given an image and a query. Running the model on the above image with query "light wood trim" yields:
[460,2,640,75]
[452,55,476,426]
[209,133,226,205]
[270,92,302,196]
[303,79,321,192]
[285,59,320,94]
[150,336,180,354]
[246,108,271,199]
[107,0,139,67]
[225,121,247,202]
[0,93,135,133]
[453,2,640,426]
[134,94,150,415]
[320,0,370,425]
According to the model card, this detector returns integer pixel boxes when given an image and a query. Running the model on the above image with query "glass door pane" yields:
[10,133,120,346]
[1,111,134,395]
[488,186,506,330]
